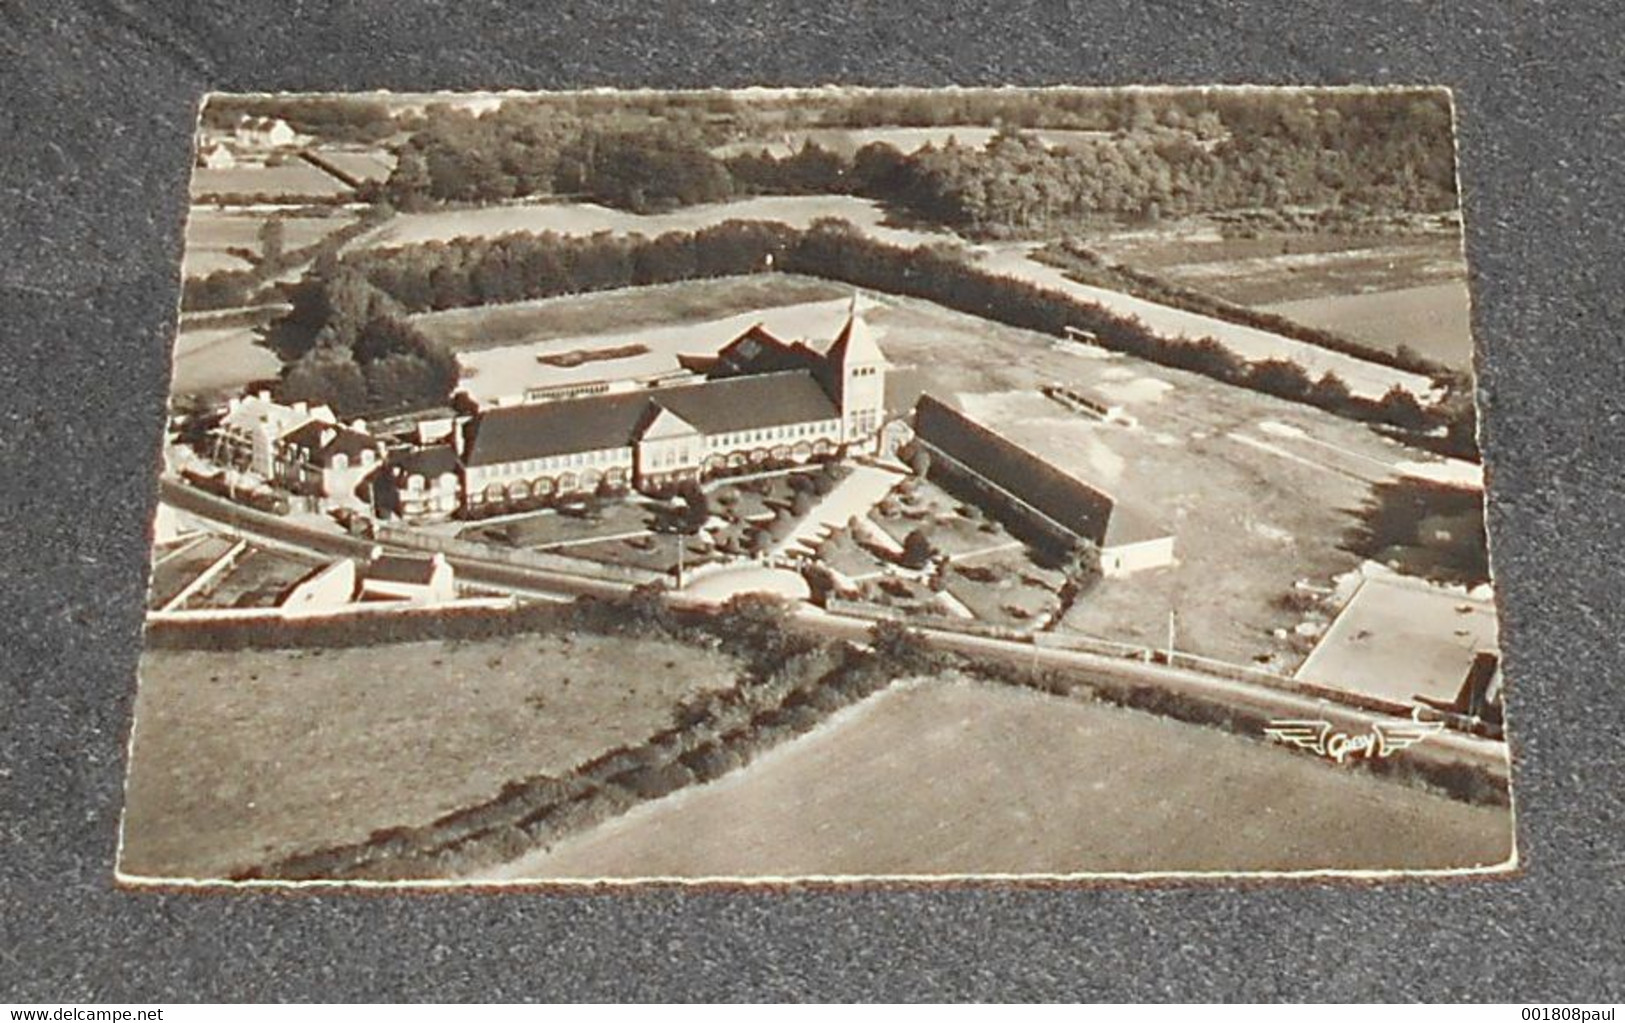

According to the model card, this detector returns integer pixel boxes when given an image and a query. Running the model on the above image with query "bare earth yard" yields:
[120,633,739,880]
[485,679,1513,880]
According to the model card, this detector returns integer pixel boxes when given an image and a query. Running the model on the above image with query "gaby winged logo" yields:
[1264,708,1445,764]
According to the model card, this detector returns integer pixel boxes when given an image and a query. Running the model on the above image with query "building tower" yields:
[825,296,888,449]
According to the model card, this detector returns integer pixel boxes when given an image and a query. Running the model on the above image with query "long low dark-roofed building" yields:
[911,394,1174,577]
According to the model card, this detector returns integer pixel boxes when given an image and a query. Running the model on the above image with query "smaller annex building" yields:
[911,394,1174,578]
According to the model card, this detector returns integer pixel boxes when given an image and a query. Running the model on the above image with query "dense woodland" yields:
[366,89,1457,234]
[267,257,458,416]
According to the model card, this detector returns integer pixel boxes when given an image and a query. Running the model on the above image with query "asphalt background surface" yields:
[2,1,1622,1002]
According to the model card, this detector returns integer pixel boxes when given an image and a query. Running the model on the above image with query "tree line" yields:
[727,112,1456,236]
[280,218,1474,456]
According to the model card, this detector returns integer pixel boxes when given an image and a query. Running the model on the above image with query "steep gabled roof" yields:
[826,299,887,369]
[711,324,822,378]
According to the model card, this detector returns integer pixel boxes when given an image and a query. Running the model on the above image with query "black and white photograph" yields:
[118,85,1514,885]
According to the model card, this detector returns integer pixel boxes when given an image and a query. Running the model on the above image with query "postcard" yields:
[120,86,1512,885]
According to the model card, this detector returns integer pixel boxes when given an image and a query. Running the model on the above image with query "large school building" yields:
[454,305,889,515]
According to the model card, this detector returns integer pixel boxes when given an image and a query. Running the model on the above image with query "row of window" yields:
[648,446,691,468]
[466,441,838,503]
[483,448,629,478]
[707,420,837,450]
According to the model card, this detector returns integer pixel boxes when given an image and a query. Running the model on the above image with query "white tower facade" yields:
[827,299,888,449]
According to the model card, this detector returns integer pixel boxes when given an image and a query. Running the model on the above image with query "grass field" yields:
[183,209,363,278]
[1262,282,1475,366]
[190,163,352,202]
[119,633,740,880]
[975,245,1437,400]
[1087,227,1475,368]
[484,678,1513,880]
[168,323,284,398]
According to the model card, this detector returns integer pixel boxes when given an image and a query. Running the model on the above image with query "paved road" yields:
[160,479,626,603]
[158,479,1510,786]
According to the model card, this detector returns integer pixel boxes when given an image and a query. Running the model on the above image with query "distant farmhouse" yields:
[230,115,302,150]
[204,306,889,521]
[911,395,1174,577]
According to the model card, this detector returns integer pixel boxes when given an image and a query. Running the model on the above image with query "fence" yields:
[826,598,1487,733]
